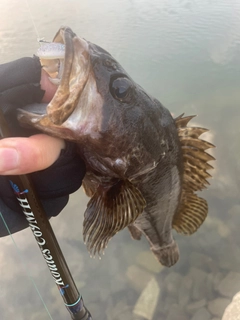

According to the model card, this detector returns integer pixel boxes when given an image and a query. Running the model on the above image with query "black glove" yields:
[0,56,86,236]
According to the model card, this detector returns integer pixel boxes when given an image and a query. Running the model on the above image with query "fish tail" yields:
[151,240,179,267]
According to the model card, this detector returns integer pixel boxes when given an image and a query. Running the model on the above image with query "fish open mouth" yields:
[18,26,90,126]
[37,41,65,86]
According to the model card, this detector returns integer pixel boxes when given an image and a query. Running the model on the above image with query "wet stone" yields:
[162,296,178,315]
[86,303,101,319]
[228,205,240,219]
[121,240,143,264]
[166,304,188,320]
[189,267,208,301]
[106,300,144,320]
[222,292,240,320]
[133,277,160,320]
[205,273,215,300]
[164,271,182,297]
[178,275,193,307]
[186,299,207,315]
[136,251,164,274]
[217,243,240,272]
[113,310,144,320]
[212,272,225,291]
[191,307,211,320]
[83,286,102,303]
[207,298,231,318]
[205,216,231,239]
[106,299,123,320]
[100,287,111,302]
[110,273,127,294]
[197,224,223,249]
[31,311,52,320]
[217,221,230,238]
[126,265,153,293]
[228,207,240,240]
[232,292,240,303]
[218,272,240,298]
[189,252,217,272]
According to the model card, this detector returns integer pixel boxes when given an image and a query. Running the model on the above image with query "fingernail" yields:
[0,148,19,172]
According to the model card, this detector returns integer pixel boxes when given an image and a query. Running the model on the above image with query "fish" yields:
[18,26,215,267]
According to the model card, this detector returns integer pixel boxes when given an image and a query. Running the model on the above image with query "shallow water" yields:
[0,0,240,319]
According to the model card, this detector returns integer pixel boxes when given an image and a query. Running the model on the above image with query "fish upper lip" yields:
[32,27,91,125]
[18,27,103,143]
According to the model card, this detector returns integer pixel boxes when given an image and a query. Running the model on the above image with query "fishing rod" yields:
[0,108,92,320]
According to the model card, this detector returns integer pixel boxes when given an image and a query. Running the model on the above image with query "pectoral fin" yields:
[173,192,208,234]
[83,180,146,256]
[173,114,215,234]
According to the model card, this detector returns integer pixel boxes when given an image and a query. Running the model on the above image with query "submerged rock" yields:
[191,307,211,320]
[164,272,182,297]
[217,245,240,272]
[178,275,193,307]
[136,251,164,274]
[207,298,230,317]
[186,299,207,315]
[222,292,240,320]
[189,252,216,272]
[166,304,188,320]
[205,273,215,300]
[162,296,178,315]
[106,300,144,320]
[133,277,160,320]
[189,267,208,301]
[217,272,240,298]
[212,272,225,291]
[126,265,153,293]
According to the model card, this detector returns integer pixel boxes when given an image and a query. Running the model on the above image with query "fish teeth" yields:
[48,77,61,85]
[48,59,64,86]
[58,60,64,79]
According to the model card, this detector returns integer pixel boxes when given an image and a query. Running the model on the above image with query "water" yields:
[0,0,240,319]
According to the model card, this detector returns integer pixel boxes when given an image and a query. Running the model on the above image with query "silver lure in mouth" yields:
[36,42,65,85]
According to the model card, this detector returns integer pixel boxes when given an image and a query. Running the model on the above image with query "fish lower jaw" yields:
[39,55,64,87]
[48,77,61,86]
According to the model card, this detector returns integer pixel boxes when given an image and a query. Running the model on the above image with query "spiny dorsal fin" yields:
[83,180,146,256]
[180,136,214,150]
[178,126,209,139]
[173,114,215,234]
[174,114,195,128]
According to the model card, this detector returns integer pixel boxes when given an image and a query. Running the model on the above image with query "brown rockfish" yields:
[18,26,215,267]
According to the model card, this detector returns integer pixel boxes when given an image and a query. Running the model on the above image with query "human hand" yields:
[0,67,64,175]
[0,56,85,236]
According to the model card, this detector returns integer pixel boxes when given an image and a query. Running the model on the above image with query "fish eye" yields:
[110,77,133,101]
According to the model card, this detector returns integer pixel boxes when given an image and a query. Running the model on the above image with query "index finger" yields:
[0,134,65,175]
